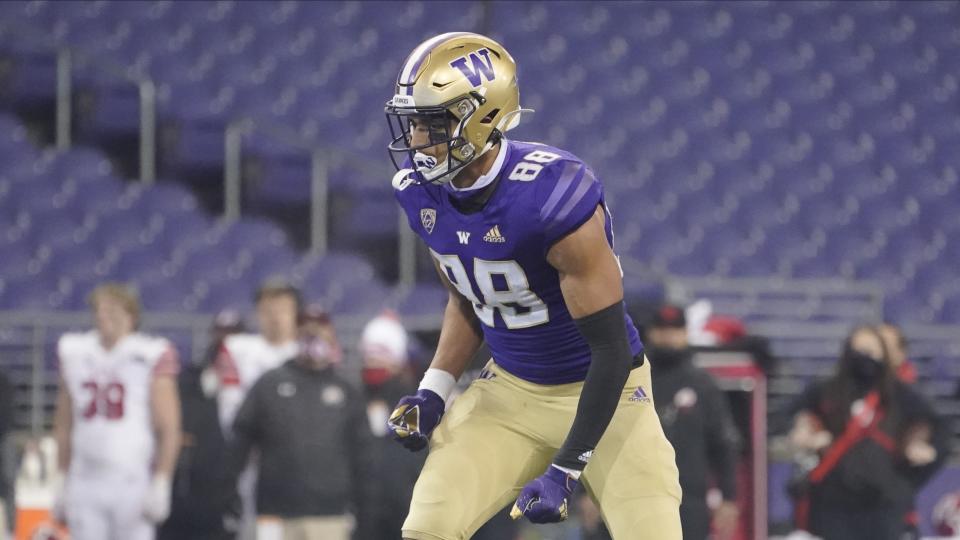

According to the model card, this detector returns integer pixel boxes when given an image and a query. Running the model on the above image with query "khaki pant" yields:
[0,498,7,540]
[257,515,353,540]
[402,359,682,540]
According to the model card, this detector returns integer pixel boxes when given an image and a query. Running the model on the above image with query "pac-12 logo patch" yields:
[420,208,437,234]
[629,385,651,403]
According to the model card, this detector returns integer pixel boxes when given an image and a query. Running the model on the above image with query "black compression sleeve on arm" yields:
[554,301,635,471]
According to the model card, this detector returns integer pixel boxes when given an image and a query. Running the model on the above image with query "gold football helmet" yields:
[385,32,527,184]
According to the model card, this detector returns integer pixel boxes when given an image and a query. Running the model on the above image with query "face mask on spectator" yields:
[362,367,394,388]
[845,348,883,383]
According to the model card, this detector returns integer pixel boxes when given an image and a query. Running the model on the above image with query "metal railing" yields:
[222,117,419,286]
[1,20,158,183]
[0,310,211,436]
[0,307,443,436]
[665,276,886,324]
[3,19,422,286]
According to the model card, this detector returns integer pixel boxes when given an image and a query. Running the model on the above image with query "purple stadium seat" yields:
[157,212,213,254]
[9,178,73,215]
[138,280,192,313]
[48,147,115,184]
[297,251,376,294]
[112,246,171,283]
[200,280,255,314]
[395,283,448,318]
[329,279,392,317]
[0,275,59,310]
[69,176,127,218]
[0,239,37,280]
[47,243,106,283]
[665,251,717,277]
[726,254,780,278]
[246,244,299,284]
[136,180,201,218]
[940,295,960,323]
[789,255,843,280]
[30,213,85,251]
[216,218,289,254]
[178,249,238,289]
[0,0,956,323]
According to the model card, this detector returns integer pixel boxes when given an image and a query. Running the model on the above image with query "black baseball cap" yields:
[651,304,686,328]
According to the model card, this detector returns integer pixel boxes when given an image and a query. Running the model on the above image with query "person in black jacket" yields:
[229,310,374,540]
[0,370,12,537]
[158,310,245,540]
[647,304,741,540]
[358,311,427,539]
[788,324,951,540]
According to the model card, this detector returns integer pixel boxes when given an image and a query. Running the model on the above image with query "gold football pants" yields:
[402,359,682,540]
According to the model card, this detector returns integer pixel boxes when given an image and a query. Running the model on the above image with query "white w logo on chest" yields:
[457,231,471,244]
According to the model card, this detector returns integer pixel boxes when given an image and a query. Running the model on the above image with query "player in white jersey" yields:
[52,283,181,540]
[214,282,302,433]
[213,282,301,540]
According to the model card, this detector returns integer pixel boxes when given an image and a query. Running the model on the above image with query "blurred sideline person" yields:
[0,371,11,538]
[385,33,681,540]
[788,325,950,540]
[51,283,181,540]
[215,282,302,539]
[215,282,302,431]
[647,304,741,540]
[878,323,917,384]
[359,311,427,539]
[300,304,342,368]
[228,308,373,540]
[159,310,245,540]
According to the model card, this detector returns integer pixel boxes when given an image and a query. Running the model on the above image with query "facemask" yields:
[846,349,883,382]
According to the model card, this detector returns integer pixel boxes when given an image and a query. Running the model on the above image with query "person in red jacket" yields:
[788,325,950,540]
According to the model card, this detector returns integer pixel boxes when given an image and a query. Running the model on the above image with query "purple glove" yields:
[387,389,445,451]
[510,465,580,523]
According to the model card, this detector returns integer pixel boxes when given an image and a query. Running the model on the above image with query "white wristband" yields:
[418,368,457,402]
[552,464,583,480]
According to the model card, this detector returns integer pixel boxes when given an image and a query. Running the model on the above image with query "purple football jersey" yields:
[394,140,643,384]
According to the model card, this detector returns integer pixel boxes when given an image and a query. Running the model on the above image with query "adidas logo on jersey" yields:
[483,225,506,243]
[629,385,651,403]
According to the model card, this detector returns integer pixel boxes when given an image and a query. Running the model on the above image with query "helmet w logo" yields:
[449,48,496,87]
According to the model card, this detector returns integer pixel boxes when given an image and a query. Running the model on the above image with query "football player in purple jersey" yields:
[385,33,682,540]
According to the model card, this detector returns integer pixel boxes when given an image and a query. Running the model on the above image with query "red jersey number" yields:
[80,381,125,420]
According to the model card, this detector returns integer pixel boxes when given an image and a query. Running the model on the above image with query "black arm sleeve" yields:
[554,301,635,471]
[702,376,741,500]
